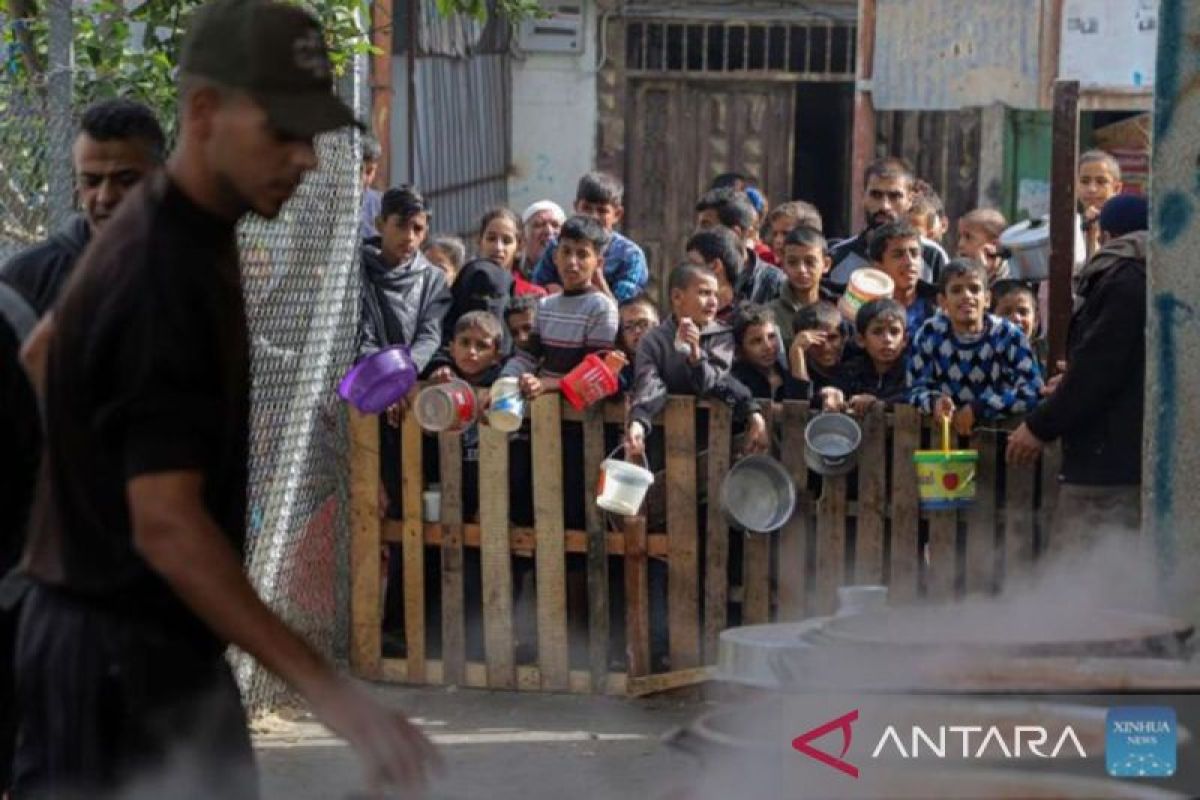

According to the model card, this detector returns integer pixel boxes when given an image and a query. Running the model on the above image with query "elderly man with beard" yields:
[827,156,949,289]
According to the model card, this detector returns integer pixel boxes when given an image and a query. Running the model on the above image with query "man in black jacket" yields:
[0,99,165,314]
[1007,195,1148,551]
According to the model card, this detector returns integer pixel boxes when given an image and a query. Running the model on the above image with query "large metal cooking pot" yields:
[999,217,1051,281]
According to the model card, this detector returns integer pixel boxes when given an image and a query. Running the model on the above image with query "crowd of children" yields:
[355,151,1141,516]
[354,148,1135,664]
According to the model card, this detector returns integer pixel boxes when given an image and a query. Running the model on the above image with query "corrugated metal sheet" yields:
[417,0,510,57]
[873,0,1042,111]
[413,54,510,237]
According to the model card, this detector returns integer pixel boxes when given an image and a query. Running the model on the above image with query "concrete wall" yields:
[1146,0,1200,608]
[507,1,599,215]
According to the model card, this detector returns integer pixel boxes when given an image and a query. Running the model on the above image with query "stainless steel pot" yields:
[999,216,1051,281]
[804,412,862,476]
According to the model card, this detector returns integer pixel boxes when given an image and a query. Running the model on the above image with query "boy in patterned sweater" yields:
[907,258,1044,436]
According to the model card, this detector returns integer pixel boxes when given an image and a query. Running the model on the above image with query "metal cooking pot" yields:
[804,412,862,476]
[721,455,796,532]
[999,216,1051,281]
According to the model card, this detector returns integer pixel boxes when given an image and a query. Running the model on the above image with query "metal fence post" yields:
[46,0,75,231]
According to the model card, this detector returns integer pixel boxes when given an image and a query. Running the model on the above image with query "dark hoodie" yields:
[0,214,91,315]
[1025,231,1147,486]
[443,258,515,352]
[356,244,452,373]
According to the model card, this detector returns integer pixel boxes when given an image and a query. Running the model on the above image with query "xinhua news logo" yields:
[1106,706,1176,778]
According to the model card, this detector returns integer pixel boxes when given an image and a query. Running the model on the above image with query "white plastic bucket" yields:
[487,377,525,433]
[596,447,655,516]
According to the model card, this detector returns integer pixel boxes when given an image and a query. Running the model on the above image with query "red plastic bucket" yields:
[560,352,620,410]
[414,378,478,432]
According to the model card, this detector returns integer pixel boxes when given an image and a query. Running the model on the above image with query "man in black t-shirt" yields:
[13,2,439,797]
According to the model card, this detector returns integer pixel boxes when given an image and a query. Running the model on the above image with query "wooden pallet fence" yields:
[348,394,1061,693]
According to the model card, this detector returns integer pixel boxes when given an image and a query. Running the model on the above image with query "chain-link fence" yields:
[1,7,366,714]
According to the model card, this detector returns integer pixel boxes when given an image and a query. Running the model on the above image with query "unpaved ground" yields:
[254,683,707,799]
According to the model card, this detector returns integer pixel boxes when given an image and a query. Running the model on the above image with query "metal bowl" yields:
[721,455,797,532]
[804,412,862,476]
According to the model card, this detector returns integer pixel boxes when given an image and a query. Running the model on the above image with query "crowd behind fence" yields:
[349,393,1062,696]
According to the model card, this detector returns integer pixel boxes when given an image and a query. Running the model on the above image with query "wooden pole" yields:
[371,0,394,184]
[1038,0,1064,109]
[849,0,878,229]
[1048,80,1079,372]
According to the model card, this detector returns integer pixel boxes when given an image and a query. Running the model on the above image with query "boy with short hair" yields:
[823,299,909,415]
[532,171,648,302]
[769,225,834,338]
[956,208,1010,284]
[992,279,1045,367]
[504,294,538,353]
[616,294,660,392]
[1077,149,1123,256]
[422,311,506,519]
[907,259,1044,436]
[504,215,621,393]
[908,180,948,244]
[765,200,824,262]
[788,301,850,405]
[625,263,767,458]
[358,185,452,374]
[867,221,939,332]
[685,226,742,322]
[360,134,383,240]
[731,305,808,401]
[422,234,466,285]
[695,188,786,305]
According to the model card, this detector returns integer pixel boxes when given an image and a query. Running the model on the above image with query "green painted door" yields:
[1002,109,1052,223]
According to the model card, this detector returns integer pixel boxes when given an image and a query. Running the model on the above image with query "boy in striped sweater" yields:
[907,258,1044,436]
[502,215,622,394]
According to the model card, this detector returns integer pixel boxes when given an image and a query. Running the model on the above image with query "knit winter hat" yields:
[521,200,566,226]
[1099,194,1148,238]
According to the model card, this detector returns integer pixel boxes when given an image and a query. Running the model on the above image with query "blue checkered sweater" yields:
[906,313,1044,419]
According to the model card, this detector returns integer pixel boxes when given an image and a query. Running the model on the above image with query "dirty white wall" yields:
[508,1,599,215]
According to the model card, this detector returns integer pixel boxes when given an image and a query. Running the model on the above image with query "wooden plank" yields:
[349,410,382,678]
[1039,442,1063,558]
[665,397,700,669]
[927,508,957,601]
[583,405,609,692]
[623,515,651,678]
[478,423,514,689]
[965,429,998,595]
[532,396,569,690]
[626,667,714,697]
[1003,453,1038,588]
[777,402,810,620]
[889,405,921,603]
[439,432,466,686]
[855,403,886,585]
[378,659,630,696]
[703,403,733,662]
[386,520,678,558]
[400,410,426,683]
[814,473,848,616]
[742,403,772,626]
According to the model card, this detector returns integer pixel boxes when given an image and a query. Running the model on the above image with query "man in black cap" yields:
[11,1,439,797]
[1007,194,1149,551]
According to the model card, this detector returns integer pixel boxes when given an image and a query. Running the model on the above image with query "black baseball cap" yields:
[179,0,363,139]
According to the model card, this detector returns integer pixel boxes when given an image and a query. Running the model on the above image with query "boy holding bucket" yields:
[907,259,1044,437]
[867,221,939,333]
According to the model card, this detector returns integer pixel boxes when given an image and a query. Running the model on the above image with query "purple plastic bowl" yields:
[337,345,417,413]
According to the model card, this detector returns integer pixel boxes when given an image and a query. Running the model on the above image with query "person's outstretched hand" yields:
[308,676,443,793]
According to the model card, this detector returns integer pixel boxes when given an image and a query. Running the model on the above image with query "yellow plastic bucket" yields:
[913,418,978,510]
